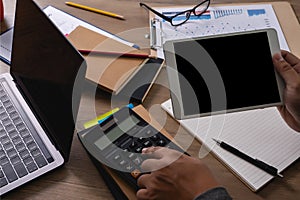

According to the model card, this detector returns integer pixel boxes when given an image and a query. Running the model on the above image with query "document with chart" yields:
[150,4,289,58]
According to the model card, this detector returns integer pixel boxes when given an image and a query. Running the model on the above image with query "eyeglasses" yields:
[140,0,210,26]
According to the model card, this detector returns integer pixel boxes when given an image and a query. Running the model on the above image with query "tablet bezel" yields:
[163,28,284,119]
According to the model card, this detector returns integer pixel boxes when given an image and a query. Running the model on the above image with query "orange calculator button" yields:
[131,169,141,179]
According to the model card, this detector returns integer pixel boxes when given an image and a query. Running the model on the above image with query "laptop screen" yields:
[10,0,86,160]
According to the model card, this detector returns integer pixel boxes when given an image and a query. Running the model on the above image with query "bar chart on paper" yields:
[165,9,265,36]
[152,4,289,58]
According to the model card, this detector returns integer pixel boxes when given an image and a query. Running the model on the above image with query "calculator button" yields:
[143,140,152,147]
[145,129,153,136]
[113,154,121,161]
[105,149,118,159]
[127,126,142,136]
[119,160,127,166]
[133,156,143,166]
[120,138,132,148]
[125,163,134,171]
[137,137,145,142]
[144,126,153,137]
[135,146,143,153]
[129,141,137,148]
[151,135,159,141]
[131,169,141,179]
[156,139,166,146]
[123,148,129,152]
[136,127,154,138]
[128,152,136,159]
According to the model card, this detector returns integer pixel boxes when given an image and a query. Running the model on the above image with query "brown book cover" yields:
[67,26,150,93]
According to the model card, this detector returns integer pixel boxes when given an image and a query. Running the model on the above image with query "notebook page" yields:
[161,99,300,191]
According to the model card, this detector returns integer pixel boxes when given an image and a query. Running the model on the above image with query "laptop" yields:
[0,0,86,195]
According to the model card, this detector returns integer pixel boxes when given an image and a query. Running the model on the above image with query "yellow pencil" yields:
[65,1,125,20]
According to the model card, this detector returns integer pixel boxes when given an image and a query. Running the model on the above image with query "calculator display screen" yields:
[94,115,140,150]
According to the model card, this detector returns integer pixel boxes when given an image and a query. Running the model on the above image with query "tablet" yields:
[163,28,284,119]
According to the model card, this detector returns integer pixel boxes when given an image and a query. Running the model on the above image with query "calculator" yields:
[77,106,186,191]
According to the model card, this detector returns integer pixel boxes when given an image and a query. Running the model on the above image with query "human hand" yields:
[273,50,300,132]
[136,147,220,200]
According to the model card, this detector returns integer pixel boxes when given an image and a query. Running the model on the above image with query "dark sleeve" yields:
[194,187,232,200]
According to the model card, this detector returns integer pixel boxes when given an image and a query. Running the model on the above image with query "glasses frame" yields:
[140,0,210,26]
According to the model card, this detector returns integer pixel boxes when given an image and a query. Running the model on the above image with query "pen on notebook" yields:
[78,49,156,59]
[212,138,283,178]
[65,1,125,20]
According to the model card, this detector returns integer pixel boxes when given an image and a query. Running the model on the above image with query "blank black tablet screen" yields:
[174,32,280,116]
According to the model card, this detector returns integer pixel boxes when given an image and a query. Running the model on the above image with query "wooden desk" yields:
[1,0,300,199]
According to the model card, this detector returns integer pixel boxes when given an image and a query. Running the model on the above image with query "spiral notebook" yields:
[161,99,300,191]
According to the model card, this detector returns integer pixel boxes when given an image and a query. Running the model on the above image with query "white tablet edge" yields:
[163,28,283,120]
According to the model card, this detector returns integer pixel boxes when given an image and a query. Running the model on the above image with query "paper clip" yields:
[150,18,163,49]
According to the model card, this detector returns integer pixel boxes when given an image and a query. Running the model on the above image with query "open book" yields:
[161,99,300,191]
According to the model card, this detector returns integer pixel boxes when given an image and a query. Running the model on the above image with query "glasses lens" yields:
[171,11,190,26]
[194,1,210,16]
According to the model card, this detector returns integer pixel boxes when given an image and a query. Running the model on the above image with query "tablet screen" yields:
[173,31,281,116]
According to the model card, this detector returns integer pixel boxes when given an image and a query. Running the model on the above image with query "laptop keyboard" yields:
[0,82,54,188]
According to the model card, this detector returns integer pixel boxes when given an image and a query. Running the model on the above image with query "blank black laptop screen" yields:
[10,0,86,160]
